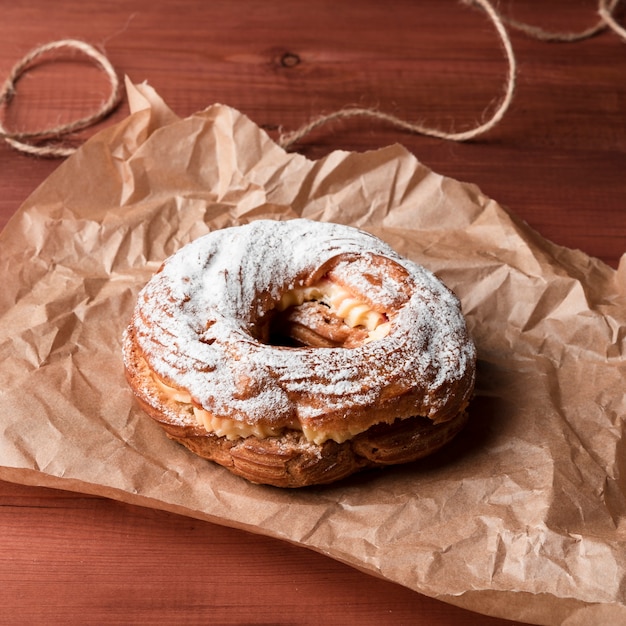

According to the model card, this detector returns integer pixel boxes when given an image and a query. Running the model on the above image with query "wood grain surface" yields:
[1,1,625,624]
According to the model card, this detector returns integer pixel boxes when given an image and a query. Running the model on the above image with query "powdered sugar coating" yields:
[127,219,475,438]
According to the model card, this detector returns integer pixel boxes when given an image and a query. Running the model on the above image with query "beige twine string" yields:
[599,0,626,39]
[0,2,623,157]
[0,38,122,157]
[278,0,516,149]
[277,0,625,149]
[500,0,622,42]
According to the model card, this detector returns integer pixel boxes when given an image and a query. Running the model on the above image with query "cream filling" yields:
[154,372,376,445]
[277,279,390,342]
[154,374,285,440]
[151,280,393,444]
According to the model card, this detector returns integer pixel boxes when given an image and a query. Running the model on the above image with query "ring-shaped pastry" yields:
[123,219,476,487]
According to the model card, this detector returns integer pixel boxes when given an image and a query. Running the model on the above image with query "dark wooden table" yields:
[1,2,624,624]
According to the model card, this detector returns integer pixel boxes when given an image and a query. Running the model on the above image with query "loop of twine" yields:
[278,0,624,149]
[0,1,624,157]
[0,38,122,157]
[278,0,516,149]
[501,0,621,42]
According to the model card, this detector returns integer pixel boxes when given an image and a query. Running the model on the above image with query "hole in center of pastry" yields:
[266,278,390,348]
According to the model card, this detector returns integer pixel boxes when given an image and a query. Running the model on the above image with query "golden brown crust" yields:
[124,326,469,488]
[165,414,468,488]
[270,301,370,348]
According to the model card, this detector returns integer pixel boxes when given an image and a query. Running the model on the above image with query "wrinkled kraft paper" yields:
[1,81,626,626]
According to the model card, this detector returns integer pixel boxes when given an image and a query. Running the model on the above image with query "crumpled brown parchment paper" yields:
[1,80,626,626]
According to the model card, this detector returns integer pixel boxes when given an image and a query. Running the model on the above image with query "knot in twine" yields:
[0,0,624,157]
[0,39,122,157]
